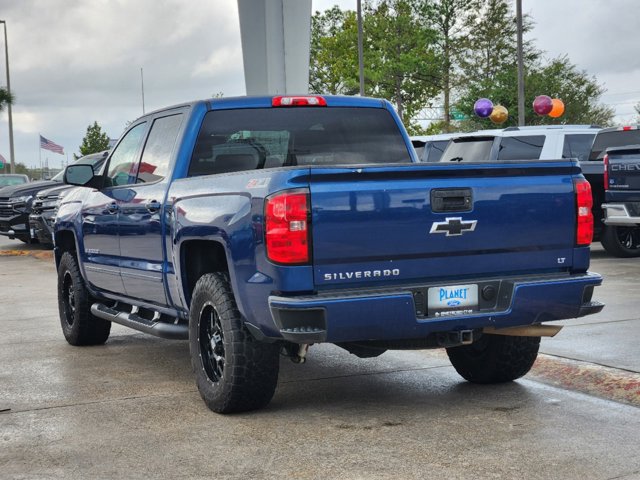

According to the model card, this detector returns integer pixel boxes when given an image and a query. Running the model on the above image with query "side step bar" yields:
[91,303,188,340]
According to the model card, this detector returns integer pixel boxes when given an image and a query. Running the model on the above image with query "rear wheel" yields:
[600,225,640,258]
[57,251,111,345]
[446,334,540,384]
[189,273,280,413]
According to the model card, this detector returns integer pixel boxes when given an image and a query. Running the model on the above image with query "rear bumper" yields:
[266,272,604,343]
[602,203,640,226]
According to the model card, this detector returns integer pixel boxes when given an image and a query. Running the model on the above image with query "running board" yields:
[91,303,188,340]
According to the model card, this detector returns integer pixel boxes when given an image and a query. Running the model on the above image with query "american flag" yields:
[40,135,65,155]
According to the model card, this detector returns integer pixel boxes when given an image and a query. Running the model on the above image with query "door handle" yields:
[145,200,161,213]
[106,202,119,214]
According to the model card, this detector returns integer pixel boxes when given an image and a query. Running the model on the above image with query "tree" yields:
[635,102,640,123]
[422,0,480,131]
[364,0,441,127]
[310,6,359,95]
[0,87,13,112]
[453,0,613,129]
[524,57,614,126]
[309,0,441,133]
[79,121,110,157]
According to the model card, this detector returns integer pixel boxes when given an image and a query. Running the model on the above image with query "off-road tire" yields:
[189,273,280,413]
[57,251,111,345]
[446,334,540,384]
[600,225,640,258]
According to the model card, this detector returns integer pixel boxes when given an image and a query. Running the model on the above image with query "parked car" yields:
[439,125,600,163]
[29,151,109,246]
[55,95,602,414]
[588,126,640,256]
[0,178,60,243]
[0,174,30,187]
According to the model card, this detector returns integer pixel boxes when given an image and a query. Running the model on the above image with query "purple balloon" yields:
[474,98,494,118]
[533,95,553,116]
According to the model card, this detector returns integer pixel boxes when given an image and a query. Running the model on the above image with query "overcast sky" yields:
[0,0,638,170]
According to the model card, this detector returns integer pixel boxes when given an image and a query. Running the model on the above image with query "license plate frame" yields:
[427,283,479,317]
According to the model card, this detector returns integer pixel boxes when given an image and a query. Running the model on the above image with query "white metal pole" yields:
[0,20,15,173]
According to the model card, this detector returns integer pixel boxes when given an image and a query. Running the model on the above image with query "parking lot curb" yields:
[530,354,640,407]
[0,249,54,261]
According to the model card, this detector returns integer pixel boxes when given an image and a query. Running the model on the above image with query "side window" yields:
[106,123,147,187]
[562,134,596,162]
[137,114,184,183]
[497,136,545,161]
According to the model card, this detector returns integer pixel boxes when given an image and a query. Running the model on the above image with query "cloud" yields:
[0,0,637,167]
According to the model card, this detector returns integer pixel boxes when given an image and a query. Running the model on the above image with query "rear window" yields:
[424,140,450,162]
[562,134,595,162]
[497,136,545,160]
[440,137,493,162]
[188,107,410,176]
[590,129,640,160]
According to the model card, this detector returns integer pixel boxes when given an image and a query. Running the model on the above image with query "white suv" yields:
[438,125,601,163]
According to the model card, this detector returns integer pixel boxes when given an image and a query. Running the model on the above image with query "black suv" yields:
[29,151,108,246]
[0,178,60,243]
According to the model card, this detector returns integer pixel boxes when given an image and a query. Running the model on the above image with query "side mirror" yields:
[64,164,95,186]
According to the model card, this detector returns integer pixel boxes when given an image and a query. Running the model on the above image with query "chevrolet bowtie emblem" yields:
[430,217,477,236]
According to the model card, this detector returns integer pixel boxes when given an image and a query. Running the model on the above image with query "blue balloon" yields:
[474,98,494,118]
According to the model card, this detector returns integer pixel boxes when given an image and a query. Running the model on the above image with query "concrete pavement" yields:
[0,235,639,479]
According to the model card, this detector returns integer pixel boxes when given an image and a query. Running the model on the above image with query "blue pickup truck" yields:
[55,95,603,413]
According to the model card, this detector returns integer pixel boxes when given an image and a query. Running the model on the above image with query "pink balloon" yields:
[533,95,553,116]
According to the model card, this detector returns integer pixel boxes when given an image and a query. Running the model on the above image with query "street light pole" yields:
[516,0,525,126]
[0,20,15,173]
[357,0,364,96]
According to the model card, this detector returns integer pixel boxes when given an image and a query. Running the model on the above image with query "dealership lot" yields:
[1,236,639,479]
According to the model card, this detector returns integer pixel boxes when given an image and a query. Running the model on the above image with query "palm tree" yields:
[0,87,13,112]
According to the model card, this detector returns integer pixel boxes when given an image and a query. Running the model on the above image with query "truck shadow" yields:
[55,335,541,415]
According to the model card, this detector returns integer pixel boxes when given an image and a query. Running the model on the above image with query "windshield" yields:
[590,129,640,160]
[188,107,411,176]
[440,137,494,162]
[562,134,596,162]
[0,175,28,187]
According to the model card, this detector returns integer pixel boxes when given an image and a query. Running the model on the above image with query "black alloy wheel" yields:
[199,302,226,382]
[601,225,640,258]
[57,251,111,345]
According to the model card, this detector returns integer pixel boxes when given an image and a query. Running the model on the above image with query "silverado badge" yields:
[430,217,477,236]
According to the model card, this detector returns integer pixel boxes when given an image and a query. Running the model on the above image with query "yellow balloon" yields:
[490,105,508,124]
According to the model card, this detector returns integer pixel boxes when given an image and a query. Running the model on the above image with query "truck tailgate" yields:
[607,146,640,193]
[309,162,580,287]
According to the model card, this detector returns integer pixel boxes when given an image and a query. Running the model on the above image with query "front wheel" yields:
[600,225,640,258]
[446,334,540,384]
[57,251,111,345]
[189,273,280,413]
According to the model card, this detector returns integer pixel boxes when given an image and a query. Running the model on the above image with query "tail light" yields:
[574,178,593,246]
[265,189,310,264]
[603,153,609,191]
